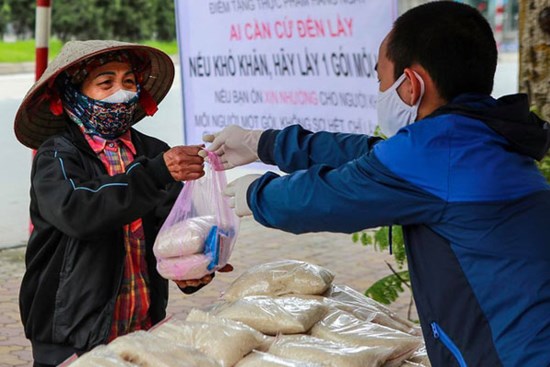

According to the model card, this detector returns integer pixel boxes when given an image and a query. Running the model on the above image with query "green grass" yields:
[0,39,178,63]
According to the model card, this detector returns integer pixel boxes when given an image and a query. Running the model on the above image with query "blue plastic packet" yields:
[204,225,237,271]
[204,225,220,271]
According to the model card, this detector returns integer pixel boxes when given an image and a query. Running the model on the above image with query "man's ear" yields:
[403,67,425,105]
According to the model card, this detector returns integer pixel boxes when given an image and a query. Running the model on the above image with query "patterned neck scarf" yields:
[62,80,140,139]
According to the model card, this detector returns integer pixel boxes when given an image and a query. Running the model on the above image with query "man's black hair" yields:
[387,1,497,101]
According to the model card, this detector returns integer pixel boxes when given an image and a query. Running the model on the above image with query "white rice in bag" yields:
[400,361,429,367]
[211,295,327,335]
[310,309,422,367]
[268,335,394,367]
[185,309,273,349]
[223,260,334,301]
[323,284,418,335]
[69,345,134,366]
[107,330,220,367]
[153,215,216,258]
[156,253,212,281]
[408,345,431,366]
[235,350,324,367]
[151,311,270,367]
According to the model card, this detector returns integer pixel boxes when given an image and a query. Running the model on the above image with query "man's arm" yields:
[259,124,383,173]
[247,151,445,234]
[204,124,382,172]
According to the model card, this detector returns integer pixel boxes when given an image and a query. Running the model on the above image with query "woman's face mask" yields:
[376,71,425,138]
[62,83,140,139]
[62,61,141,139]
[100,89,138,103]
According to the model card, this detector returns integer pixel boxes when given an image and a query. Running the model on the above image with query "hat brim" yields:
[14,41,175,149]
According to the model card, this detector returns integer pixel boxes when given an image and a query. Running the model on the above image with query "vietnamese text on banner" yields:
[175,0,397,145]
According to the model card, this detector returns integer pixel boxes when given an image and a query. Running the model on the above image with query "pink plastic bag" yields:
[154,151,238,280]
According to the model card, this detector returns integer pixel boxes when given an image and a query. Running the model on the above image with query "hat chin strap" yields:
[138,88,158,116]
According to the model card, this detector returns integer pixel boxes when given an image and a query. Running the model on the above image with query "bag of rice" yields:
[310,310,422,367]
[107,331,220,367]
[156,253,212,281]
[69,345,134,366]
[323,284,418,335]
[151,312,271,367]
[400,361,428,367]
[268,335,394,367]
[185,309,273,350]
[408,345,431,366]
[223,260,334,301]
[235,351,324,367]
[153,215,216,258]
[211,296,327,335]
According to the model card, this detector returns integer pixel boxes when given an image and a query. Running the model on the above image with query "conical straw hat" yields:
[14,40,175,149]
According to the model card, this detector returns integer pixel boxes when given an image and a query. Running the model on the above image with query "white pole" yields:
[35,0,51,81]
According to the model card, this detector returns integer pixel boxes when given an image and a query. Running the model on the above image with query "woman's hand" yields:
[173,263,234,288]
[163,145,205,181]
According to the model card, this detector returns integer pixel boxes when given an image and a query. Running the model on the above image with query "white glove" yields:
[203,125,263,170]
[223,174,262,217]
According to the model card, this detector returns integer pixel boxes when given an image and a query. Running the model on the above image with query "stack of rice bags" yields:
[208,260,429,367]
[70,260,431,367]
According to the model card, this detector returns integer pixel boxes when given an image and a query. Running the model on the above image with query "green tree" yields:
[9,0,34,38]
[153,0,175,41]
[51,0,175,42]
[0,1,11,38]
[52,0,102,41]
[101,0,156,41]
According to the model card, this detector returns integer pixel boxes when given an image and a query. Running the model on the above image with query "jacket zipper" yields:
[431,322,468,367]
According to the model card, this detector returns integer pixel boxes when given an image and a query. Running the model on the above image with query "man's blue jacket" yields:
[247,93,550,366]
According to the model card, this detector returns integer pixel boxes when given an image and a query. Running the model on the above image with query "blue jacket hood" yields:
[430,93,550,160]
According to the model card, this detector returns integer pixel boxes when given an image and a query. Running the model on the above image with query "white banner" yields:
[176,0,397,145]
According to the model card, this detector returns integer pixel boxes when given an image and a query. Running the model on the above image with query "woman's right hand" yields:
[163,145,205,181]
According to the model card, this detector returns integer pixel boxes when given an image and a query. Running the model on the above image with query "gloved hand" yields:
[203,125,263,170]
[224,174,262,217]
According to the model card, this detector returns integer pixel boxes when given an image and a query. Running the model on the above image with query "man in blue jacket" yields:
[204,2,550,366]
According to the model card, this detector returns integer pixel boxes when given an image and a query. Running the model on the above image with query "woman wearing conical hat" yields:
[14,40,230,366]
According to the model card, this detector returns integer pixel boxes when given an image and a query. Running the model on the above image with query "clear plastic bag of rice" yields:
[310,309,422,367]
[223,260,334,301]
[107,330,220,367]
[408,345,431,366]
[153,215,216,258]
[323,284,418,335]
[400,361,429,367]
[210,295,327,335]
[268,335,394,367]
[185,308,273,350]
[69,345,135,366]
[151,311,271,367]
[235,350,324,367]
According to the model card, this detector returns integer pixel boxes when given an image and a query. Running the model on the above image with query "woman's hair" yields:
[387,1,497,101]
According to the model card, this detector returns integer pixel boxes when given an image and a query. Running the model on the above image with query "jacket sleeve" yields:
[258,124,383,173]
[247,150,446,234]
[32,141,176,240]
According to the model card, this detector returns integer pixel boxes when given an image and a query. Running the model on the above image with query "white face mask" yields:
[377,71,425,138]
[100,89,138,104]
